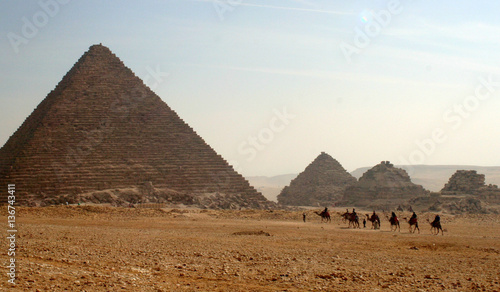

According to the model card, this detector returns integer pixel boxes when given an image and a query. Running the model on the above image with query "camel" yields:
[427,218,444,235]
[365,213,380,230]
[403,217,420,234]
[342,211,360,228]
[314,210,331,223]
[341,209,349,224]
[385,213,400,232]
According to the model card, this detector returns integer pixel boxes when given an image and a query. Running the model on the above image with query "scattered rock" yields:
[232,230,271,236]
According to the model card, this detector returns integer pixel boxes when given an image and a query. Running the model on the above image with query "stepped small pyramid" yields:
[441,170,500,202]
[277,152,356,206]
[441,170,487,194]
[342,161,428,208]
[0,44,272,208]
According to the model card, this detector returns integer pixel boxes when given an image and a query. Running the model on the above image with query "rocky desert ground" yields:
[1,206,500,291]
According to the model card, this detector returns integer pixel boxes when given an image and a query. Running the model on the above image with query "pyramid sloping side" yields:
[0,45,268,207]
[277,152,356,206]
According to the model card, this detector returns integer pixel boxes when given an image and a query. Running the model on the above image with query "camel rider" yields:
[409,212,417,224]
[432,214,440,224]
[371,211,378,222]
[352,208,358,220]
[323,207,328,216]
[391,212,398,222]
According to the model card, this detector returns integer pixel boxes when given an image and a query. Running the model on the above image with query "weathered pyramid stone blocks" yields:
[277,152,356,206]
[0,44,273,209]
[441,170,486,194]
[342,161,428,209]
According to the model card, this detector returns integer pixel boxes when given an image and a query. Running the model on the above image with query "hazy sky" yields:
[1,0,500,177]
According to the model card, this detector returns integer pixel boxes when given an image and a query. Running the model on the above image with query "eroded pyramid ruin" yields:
[441,170,489,194]
[0,44,273,208]
[441,170,500,205]
[410,170,500,214]
[342,161,428,209]
[277,152,356,206]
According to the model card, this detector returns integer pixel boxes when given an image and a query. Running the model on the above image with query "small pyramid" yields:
[441,170,491,194]
[435,170,500,213]
[0,44,272,208]
[277,152,356,206]
[342,161,428,208]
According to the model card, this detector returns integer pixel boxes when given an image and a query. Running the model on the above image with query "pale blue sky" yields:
[1,0,500,176]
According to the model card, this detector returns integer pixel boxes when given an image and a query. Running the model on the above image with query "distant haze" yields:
[248,165,500,202]
[2,2,500,178]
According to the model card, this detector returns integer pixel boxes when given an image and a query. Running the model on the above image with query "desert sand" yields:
[1,206,499,291]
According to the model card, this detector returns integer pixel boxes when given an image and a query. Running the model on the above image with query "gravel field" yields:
[1,206,499,291]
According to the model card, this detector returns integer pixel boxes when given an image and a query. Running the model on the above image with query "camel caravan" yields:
[307,207,444,235]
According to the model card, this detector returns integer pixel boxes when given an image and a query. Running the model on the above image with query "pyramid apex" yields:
[87,43,113,54]
[315,152,335,162]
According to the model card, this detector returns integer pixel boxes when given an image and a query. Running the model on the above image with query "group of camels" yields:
[312,209,443,235]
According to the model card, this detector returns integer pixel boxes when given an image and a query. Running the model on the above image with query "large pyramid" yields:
[277,152,356,206]
[342,161,428,209]
[0,44,272,209]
